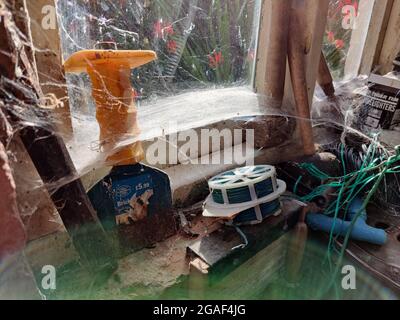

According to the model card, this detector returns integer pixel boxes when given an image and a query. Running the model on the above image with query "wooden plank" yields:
[254,0,270,95]
[282,0,329,155]
[372,0,394,70]
[9,136,67,241]
[26,0,73,139]
[282,0,329,112]
[302,0,330,104]
[0,107,41,299]
[0,126,26,259]
[19,125,117,270]
[258,0,328,107]
[211,235,287,299]
[317,52,335,97]
[188,233,289,299]
[254,0,291,108]
[344,0,392,78]
[377,0,400,74]
[187,200,301,267]
[288,1,317,156]
[187,199,302,298]
[0,0,116,271]
[0,0,65,242]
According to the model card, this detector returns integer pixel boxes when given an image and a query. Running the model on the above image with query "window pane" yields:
[57,0,262,173]
[57,0,261,104]
[323,0,360,80]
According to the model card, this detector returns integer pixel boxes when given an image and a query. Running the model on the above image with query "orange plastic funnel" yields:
[64,49,157,166]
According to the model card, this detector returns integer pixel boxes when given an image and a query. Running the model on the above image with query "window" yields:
[57,0,262,172]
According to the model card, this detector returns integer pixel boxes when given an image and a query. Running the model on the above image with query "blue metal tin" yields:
[88,163,176,254]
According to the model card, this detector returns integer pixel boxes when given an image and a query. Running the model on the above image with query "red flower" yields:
[153,20,163,38]
[335,39,345,49]
[164,24,174,36]
[167,40,177,54]
[339,0,358,9]
[208,51,224,68]
[153,20,175,39]
[327,31,335,43]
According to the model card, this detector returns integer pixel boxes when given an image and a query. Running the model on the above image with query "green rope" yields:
[292,139,400,294]
[293,176,303,195]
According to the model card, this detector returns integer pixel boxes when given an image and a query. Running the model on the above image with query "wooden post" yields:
[377,0,400,74]
[344,0,393,78]
[26,0,73,139]
[0,107,41,300]
[288,1,316,156]
[251,0,297,149]
[317,52,335,97]
[0,0,116,271]
[302,0,330,103]
[254,0,328,154]
[0,116,27,259]
[282,0,329,156]
[255,0,291,108]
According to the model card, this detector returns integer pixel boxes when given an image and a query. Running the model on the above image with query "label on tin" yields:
[362,74,400,130]
[111,174,154,225]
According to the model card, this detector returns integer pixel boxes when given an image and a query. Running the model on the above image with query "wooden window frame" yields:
[344,0,400,78]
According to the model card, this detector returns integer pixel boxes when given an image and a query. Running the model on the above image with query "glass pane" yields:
[57,0,261,104]
[56,0,262,174]
[323,0,360,80]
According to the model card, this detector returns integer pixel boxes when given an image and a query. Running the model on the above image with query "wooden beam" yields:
[0,0,116,271]
[0,122,26,259]
[344,0,392,78]
[254,0,291,108]
[255,0,328,155]
[302,0,330,103]
[0,107,41,299]
[1,2,66,243]
[210,235,287,298]
[282,0,329,155]
[372,0,394,70]
[317,51,335,97]
[283,0,329,106]
[254,0,271,95]
[26,0,73,139]
[188,235,289,299]
[252,0,299,151]
[377,0,400,74]
[288,1,317,156]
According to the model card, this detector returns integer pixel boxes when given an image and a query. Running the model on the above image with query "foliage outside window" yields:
[323,0,360,80]
[58,0,261,108]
